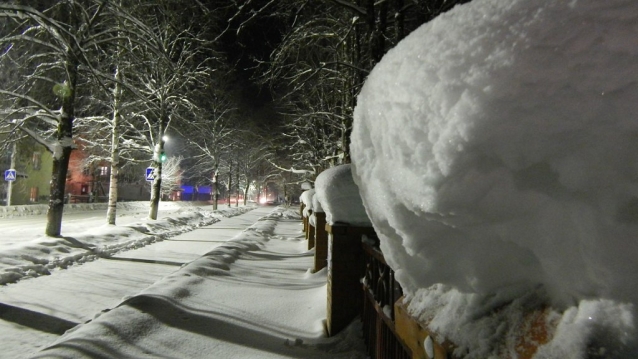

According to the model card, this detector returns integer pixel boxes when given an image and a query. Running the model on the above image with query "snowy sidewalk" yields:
[0,205,259,358]
[30,206,367,358]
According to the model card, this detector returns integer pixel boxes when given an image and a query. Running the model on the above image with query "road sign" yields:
[145,167,154,181]
[4,169,16,182]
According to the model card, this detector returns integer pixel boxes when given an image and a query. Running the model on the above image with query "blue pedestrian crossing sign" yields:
[145,167,154,181]
[4,169,16,182]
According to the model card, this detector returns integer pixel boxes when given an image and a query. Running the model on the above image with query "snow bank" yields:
[0,203,253,285]
[350,0,638,356]
[0,203,109,218]
[314,165,371,226]
[0,200,191,218]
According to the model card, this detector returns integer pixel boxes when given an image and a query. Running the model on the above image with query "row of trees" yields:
[0,0,469,237]
[235,0,470,177]
[0,0,278,236]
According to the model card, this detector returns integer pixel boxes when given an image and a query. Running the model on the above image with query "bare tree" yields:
[73,1,152,224]
[258,2,364,174]
[117,1,219,220]
[254,0,471,177]
[234,131,272,205]
[178,95,238,210]
[0,1,121,236]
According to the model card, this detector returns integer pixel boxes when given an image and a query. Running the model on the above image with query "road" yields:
[0,205,271,359]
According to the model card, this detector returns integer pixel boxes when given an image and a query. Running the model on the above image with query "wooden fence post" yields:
[325,223,376,337]
[312,212,327,269]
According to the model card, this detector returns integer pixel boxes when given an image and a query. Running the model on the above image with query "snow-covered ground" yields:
[0,203,367,358]
[0,201,250,285]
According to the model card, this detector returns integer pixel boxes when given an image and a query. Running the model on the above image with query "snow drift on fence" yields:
[350,0,638,357]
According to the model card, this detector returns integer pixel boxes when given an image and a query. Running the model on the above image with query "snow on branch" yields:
[267,158,316,176]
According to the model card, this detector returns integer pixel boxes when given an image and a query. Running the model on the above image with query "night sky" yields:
[216,4,287,127]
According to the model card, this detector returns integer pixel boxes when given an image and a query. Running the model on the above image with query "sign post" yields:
[4,169,16,207]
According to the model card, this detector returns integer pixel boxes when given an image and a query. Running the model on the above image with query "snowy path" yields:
[0,207,269,359]
[26,206,366,358]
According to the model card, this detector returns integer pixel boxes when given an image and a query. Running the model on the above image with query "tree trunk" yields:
[148,156,163,219]
[235,167,239,207]
[148,111,167,220]
[227,161,233,208]
[212,168,218,210]
[372,0,388,64]
[394,0,405,43]
[106,65,123,225]
[243,184,249,206]
[46,147,73,236]
[256,183,261,204]
[45,57,77,237]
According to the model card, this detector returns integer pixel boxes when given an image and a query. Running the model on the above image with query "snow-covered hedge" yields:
[350,0,638,356]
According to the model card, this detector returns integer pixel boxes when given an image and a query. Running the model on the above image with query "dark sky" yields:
[218,6,287,113]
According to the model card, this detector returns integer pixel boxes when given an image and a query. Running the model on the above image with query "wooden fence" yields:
[301,205,556,359]
[302,206,414,358]
[361,236,412,359]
